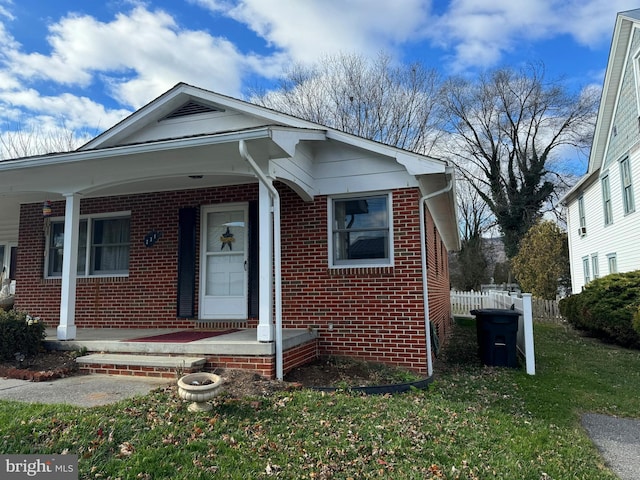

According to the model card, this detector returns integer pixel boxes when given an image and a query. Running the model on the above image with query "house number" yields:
[144,230,162,247]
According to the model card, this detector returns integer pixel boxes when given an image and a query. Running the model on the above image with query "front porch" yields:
[45,328,319,379]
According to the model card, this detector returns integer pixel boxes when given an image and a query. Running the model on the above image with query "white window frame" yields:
[582,256,590,285]
[45,211,131,279]
[591,254,599,280]
[602,174,613,226]
[327,192,394,268]
[619,156,635,214]
[578,195,586,228]
[0,243,16,292]
[0,243,15,274]
[607,253,618,274]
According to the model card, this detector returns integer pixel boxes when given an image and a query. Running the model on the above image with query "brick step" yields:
[76,353,206,379]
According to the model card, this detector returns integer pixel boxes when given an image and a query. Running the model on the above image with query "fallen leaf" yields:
[119,442,135,456]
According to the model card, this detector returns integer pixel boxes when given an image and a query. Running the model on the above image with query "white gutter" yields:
[0,127,276,172]
[238,140,284,380]
[420,178,453,377]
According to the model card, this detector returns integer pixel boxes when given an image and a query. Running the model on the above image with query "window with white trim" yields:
[582,256,590,285]
[329,193,392,267]
[602,174,613,225]
[578,195,586,228]
[591,254,599,280]
[620,157,635,214]
[607,253,618,274]
[46,213,131,277]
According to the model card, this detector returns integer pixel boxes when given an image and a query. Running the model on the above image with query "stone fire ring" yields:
[177,372,224,412]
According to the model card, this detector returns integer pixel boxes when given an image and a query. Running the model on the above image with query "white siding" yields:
[121,111,268,145]
[568,25,640,292]
[311,142,418,195]
[568,145,640,292]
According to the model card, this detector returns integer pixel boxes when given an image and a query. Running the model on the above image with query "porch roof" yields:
[0,125,324,201]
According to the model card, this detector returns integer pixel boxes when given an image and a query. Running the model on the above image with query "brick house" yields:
[0,83,459,379]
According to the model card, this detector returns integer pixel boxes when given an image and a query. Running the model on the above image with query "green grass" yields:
[2,320,639,479]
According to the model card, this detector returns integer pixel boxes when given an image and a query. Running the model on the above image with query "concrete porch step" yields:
[76,353,206,379]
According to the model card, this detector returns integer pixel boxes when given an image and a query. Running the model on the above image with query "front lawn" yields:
[1,320,638,479]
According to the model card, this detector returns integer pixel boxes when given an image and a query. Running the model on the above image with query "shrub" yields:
[559,271,640,348]
[0,310,46,361]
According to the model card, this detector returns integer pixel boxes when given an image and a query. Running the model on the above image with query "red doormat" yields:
[124,329,239,343]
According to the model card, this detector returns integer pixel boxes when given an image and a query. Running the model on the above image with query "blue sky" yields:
[0,0,638,142]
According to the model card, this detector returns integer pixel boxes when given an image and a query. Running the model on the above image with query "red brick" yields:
[16,184,451,375]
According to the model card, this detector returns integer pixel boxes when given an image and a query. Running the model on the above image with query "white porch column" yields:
[257,181,275,341]
[57,193,81,340]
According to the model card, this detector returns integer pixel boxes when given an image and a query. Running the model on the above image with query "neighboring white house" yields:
[563,9,640,293]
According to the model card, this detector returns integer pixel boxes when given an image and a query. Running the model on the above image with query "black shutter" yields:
[177,207,197,318]
[248,201,259,318]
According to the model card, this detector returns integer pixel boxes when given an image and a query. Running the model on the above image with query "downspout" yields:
[239,140,284,380]
[420,178,453,377]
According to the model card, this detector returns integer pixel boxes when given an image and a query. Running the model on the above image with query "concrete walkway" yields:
[582,413,640,480]
[0,374,169,407]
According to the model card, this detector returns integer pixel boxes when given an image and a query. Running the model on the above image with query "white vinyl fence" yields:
[450,290,536,375]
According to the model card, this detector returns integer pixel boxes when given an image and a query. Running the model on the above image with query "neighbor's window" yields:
[578,195,586,228]
[607,253,618,274]
[620,157,635,214]
[330,194,392,267]
[591,254,599,280]
[47,214,130,277]
[602,174,613,225]
[582,256,590,285]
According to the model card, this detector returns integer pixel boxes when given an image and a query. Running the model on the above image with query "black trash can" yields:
[470,308,520,368]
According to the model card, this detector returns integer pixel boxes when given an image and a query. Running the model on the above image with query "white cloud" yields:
[0,0,13,21]
[4,6,250,107]
[195,0,430,63]
[0,89,130,130]
[0,4,274,136]
[558,0,639,47]
[426,0,639,72]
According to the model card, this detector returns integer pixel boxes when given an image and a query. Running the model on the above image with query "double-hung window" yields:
[46,213,131,277]
[582,256,591,285]
[329,193,392,267]
[620,157,635,214]
[607,253,618,274]
[602,174,613,225]
[578,195,586,229]
[591,254,599,280]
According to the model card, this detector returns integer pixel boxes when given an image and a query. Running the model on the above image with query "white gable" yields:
[81,83,322,150]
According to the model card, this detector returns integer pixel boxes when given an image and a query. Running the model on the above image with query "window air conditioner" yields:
[578,226,587,236]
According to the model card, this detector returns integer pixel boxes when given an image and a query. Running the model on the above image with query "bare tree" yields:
[457,177,494,241]
[0,121,91,159]
[251,52,445,155]
[449,178,495,290]
[442,63,598,258]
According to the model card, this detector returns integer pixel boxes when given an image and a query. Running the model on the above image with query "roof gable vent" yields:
[164,100,222,119]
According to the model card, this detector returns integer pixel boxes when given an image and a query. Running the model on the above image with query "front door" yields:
[200,204,248,320]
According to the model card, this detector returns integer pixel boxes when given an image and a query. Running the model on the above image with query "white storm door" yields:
[200,204,248,320]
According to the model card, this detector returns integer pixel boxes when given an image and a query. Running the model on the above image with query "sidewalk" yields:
[0,374,170,407]
[582,413,640,480]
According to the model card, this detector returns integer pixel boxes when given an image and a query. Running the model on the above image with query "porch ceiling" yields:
[0,133,285,200]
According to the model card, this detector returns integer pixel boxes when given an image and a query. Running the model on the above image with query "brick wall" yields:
[15,183,452,373]
[202,338,319,378]
[15,184,258,328]
[279,186,452,374]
